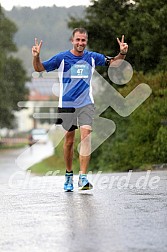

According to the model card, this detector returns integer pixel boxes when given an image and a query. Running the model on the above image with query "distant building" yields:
[14,77,59,132]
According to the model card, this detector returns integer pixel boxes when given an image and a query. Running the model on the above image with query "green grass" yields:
[0,143,27,150]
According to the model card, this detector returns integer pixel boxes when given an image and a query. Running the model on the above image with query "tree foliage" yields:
[68,0,167,73]
[0,5,28,128]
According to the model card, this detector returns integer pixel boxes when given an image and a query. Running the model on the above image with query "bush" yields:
[153,126,167,163]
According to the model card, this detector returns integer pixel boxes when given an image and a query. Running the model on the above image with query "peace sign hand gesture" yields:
[32,38,43,57]
[117,35,128,55]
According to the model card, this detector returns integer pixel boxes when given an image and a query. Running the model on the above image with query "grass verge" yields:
[0,143,27,150]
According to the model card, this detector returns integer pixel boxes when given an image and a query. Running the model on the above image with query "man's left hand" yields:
[117,35,128,55]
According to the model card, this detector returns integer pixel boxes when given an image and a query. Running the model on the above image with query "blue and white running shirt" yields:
[42,50,106,108]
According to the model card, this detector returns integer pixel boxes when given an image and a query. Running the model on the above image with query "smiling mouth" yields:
[77,46,84,50]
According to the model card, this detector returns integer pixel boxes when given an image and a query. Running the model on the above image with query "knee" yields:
[81,130,91,142]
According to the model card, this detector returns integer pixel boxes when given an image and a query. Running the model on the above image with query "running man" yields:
[32,28,128,191]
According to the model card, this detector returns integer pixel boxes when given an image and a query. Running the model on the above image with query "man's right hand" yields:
[32,38,42,57]
[32,38,45,72]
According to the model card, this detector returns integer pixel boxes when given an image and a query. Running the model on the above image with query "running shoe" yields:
[78,174,93,190]
[64,173,74,192]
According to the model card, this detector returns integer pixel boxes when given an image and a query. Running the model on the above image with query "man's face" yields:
[71,32,88,53]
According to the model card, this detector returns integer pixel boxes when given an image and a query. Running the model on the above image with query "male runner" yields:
[32,28,128,191]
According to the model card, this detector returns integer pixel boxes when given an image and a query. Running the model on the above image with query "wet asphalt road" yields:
[0,146,167,252]
[0,141,54,181]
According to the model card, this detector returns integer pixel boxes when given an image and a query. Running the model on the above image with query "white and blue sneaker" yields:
[64,173,74,192]
[78,174,93,190]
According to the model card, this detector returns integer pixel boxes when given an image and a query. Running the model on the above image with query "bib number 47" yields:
[77,69,83,75]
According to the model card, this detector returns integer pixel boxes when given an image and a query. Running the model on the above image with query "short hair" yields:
[72,28,88,38]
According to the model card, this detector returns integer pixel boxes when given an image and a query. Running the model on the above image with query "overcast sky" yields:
[0,0,91,10]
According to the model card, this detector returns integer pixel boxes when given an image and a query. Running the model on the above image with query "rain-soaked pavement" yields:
[0,143,167,252]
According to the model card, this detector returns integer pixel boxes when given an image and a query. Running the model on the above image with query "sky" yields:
[0,0,91,10]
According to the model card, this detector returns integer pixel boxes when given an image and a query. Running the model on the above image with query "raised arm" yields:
[110,35,128,65]
[32,38,45,72]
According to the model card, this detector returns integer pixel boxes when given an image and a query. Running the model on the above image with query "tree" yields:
[0,5,28,128]
[68,0,167,73]
[125,0,167,72]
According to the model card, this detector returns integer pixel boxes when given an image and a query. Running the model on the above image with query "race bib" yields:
[71,63,89,79]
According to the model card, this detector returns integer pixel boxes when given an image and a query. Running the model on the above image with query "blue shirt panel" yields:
[42,50,106,107]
